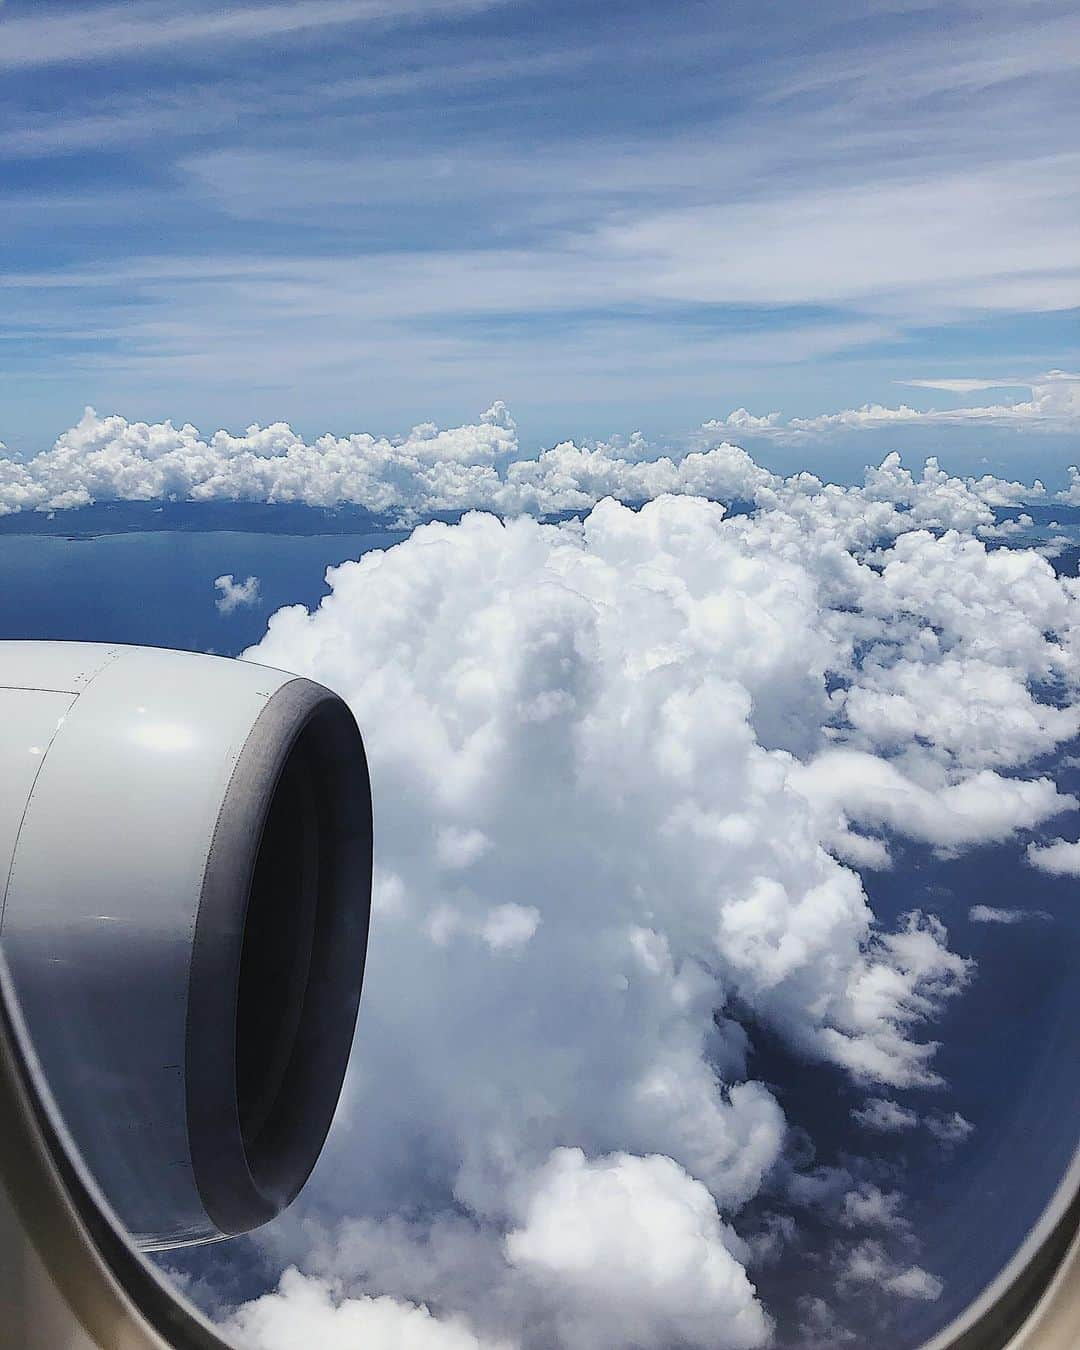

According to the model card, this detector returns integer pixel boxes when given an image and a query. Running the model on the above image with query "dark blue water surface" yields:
[1,512,1077,1349]
[745,831,1080,1347]
[0,527,406,656]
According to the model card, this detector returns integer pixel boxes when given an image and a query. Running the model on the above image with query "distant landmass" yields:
[0,497,761,538]
[0,495,1066,543]
[0,500,393,537]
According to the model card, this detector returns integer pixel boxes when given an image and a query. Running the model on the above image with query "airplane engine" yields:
[0,641,372,1252]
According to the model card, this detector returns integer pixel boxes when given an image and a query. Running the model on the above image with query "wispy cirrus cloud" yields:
[0,0,500,71]
[2,0,1078,460]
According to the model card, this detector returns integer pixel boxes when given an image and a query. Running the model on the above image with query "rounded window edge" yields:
[919,1145,1080,1350]
[0,951,236,1350]
[4,939,1078,1350]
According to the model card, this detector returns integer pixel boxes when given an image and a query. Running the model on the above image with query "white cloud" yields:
[0,0,498,72]
[839,1241,944,1302]
[796,1295,856,1347]
[849,1098,975,1150]
[837,658,1078,773]
[225,1267,505,1350]
[887,1266,946,1302]
[1054,466,1080,507]
[969,904,1051,924]
[435,826,492,870]
[925,1112,975,1147]
[0,403,1057,540]
[850,1097,919,1133]
[596,159,1080,320]
[213,573,261,614]
[841,1185,908,1233]
[713,372,1080,443]
[899,379,1030,395]
[203,434,1080,1346]
[423,901,539,955]
[249,500,994,1108]
[6,4,1078,414]
[0,405,776,525]
[6,409,1065,1342]
[261,1154,773,1350]
[478,904,540,954]
[504,1149,771,1350]
[1027,837,1080,877]
[790,751,1072,859]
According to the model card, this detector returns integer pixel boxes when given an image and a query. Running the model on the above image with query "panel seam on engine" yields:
[0,692,80,933]
[0,682,81,695]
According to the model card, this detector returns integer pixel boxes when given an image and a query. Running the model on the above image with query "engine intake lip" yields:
[185,679,372,1236]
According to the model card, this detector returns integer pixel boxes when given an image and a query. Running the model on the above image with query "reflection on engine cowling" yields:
[0,641,372,1249]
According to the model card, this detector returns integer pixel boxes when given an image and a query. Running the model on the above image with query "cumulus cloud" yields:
[791,751,1069,860]
[213,572,261,614]
[0,403,1053,537]
[1026,837,1080,877]
[216,454,1080,1342]
[839,1241,944,1302]
[1054,467,1080,507]
[435,826,492,870]
[504,1149,771,1350]
[886,1266,946,1302]
[850,1098,975,1151]
[225,1267,506,1350]
[851,1098,919,1133]
[478,904,541,953]
[425,901,540,954]
[0,404,775,525]
[841,1185,909,1233]
[250,502,993,1109]
[185,430,1080,1347]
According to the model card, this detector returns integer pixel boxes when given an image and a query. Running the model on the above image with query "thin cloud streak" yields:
[0,0,500,71]
[2,0,1078,458]
[716,373,1080,442]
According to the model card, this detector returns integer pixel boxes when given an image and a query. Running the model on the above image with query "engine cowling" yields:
[0,641,372,1250]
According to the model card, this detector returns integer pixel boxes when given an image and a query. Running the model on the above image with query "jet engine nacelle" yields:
[0,641,372,1250]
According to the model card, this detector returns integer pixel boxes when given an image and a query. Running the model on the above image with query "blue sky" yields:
[1,0,1078,475]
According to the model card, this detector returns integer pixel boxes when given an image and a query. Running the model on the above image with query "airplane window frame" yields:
[2,941,1078,1350]
[0,953,232,1350]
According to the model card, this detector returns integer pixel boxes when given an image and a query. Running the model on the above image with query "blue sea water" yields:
[0,527,407,655]
[747,831,1080,1346]
[1,514,1077,1347]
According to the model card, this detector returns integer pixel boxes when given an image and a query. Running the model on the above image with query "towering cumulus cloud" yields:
[219,448,1080,1347]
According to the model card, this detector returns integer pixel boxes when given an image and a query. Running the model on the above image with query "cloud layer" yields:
[717,371,1080,443]
[5,0,1079,455]
[0,401,1061,530]
[206,440,1080,1347]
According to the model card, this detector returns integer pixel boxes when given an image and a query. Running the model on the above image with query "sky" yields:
[1,0,1078,478]
[2,4,1080,1348]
